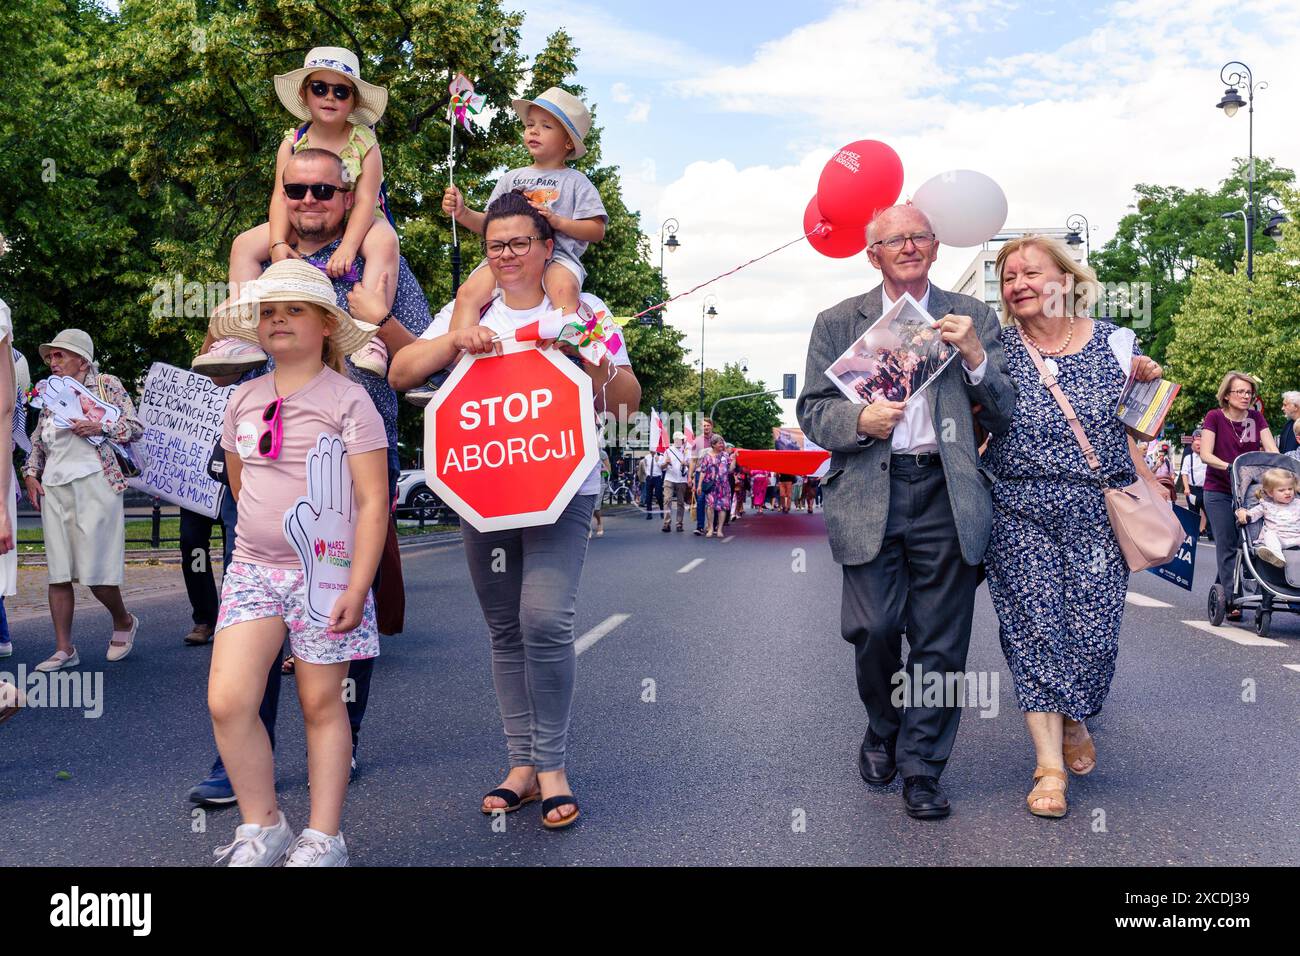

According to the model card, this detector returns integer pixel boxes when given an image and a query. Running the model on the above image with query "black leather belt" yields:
[891,452,941,469]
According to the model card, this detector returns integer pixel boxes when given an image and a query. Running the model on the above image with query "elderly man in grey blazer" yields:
[797,204,1014,820]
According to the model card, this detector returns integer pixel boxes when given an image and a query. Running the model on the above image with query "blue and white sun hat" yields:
[511,86,590,160]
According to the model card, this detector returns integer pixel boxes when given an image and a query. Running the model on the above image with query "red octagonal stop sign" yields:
[425,341,597,531]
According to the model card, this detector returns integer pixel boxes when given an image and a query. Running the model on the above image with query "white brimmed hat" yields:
[39,329,94,364]
[511,87,590,160]
[208,260,377,356]
[274,47,388,127]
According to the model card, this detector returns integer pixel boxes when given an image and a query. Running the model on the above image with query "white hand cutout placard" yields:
[282,433,355,627]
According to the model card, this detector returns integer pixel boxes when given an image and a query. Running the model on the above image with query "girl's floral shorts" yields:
[216,561,379,665]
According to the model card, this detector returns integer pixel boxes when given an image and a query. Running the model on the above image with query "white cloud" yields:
[644,0,1300,424]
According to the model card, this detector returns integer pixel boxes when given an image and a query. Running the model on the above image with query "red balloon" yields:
[816,139,904,229]
[803,196,867,258]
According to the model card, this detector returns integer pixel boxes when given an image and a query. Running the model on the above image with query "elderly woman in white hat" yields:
[23,329,144,671]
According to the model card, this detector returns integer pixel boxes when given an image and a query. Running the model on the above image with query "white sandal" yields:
[106,614,139,663]
[34,648,80,672]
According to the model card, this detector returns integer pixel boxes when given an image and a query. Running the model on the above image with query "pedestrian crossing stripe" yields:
[1125,591,1173,608]
[1182,620,1288,648]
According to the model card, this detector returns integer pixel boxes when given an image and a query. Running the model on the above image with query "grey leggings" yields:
[461,494,596,772]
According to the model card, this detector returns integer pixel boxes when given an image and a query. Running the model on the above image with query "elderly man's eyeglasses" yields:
[308,80,353,101]
[871,232,937,252]
[283,182,347,201]
[485,236,545,258]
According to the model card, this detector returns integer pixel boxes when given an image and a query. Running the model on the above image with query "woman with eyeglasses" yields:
[23,329,144,673]
[1199,371,1277,618]
[205,259,389,866]
[391,191,641,829]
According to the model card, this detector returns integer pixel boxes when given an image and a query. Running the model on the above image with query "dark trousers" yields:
[1187,485,1210,539]
[1203,490,1239,589]
[180,493,238,628]
[839,459,979,779]
[642,474,664,518]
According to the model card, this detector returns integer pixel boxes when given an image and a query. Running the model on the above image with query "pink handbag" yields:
[1019,331,1183,572]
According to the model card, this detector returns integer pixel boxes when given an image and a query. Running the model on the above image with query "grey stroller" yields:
[1207,451,1300,638]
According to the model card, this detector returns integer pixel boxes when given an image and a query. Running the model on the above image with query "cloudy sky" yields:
[514,0,1300,423]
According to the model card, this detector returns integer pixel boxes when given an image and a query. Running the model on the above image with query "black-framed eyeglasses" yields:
[308,80,353,101]
[283,182,348,201]
[484,236,545,258]
[871,232,937,252]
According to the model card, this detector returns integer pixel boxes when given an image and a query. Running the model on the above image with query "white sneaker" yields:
[351,337,390,377]
[1255,545,1286,568]
[0,641,12,658]
[403,387,437,408]
[34,649,79,672]
[192,338,268,378]
[213,811,294,867]
[284,828,349,867]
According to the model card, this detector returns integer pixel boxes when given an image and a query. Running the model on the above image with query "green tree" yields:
[1164,185,1300,433]
[663,362,782,450]
[0,0,159,382]
[1092,157,1294,365]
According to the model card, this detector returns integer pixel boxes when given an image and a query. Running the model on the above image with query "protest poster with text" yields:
[127,363,235,518]
[426,339,597,532]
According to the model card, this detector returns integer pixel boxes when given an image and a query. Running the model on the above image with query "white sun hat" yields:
[208,260,377,356]
[511,86,591,160]
[274,47,388,128]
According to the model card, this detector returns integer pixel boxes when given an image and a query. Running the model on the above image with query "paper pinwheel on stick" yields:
[447,72,487,295]
[508,302,630,366]
[448,73,486,132]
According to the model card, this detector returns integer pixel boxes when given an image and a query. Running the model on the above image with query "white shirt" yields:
[642,452,663,478]
[873,284,987,454]
[1180,451,1207,487]
[660,444,691,483]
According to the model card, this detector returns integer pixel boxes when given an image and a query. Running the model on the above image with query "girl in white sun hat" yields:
[206,258,388,867]
[212,47,398,382]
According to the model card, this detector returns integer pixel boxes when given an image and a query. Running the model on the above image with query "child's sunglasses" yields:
[259,398,285,459]
[308,80,353,101]
[283,182,346,201]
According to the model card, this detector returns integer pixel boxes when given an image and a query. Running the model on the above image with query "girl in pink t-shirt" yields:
[206,259,389,867]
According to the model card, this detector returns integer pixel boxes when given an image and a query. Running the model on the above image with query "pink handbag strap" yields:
[1016,328,1103,475]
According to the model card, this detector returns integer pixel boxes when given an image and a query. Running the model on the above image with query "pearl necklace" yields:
[1021,316,1075,356]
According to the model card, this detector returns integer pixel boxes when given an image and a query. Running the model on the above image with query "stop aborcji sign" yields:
[425,339,597,532]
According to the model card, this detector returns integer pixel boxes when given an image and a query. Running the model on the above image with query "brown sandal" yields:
[1027,767,1068,818]
[1063,720,1097,775]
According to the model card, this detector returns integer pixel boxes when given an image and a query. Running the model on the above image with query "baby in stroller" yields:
[1235,467,1300,568]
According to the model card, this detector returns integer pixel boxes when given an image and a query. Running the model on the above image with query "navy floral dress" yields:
[982,320,1138,720]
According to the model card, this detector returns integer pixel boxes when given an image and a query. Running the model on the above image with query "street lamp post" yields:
[1216,61,1267,280]
[699,295,718,412]
[659,218,680,273]
[1064,213,1090,261]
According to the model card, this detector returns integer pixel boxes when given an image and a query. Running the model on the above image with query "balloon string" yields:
[632,228,820,320]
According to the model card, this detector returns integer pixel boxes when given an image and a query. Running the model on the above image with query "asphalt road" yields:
[3,507,1299,866]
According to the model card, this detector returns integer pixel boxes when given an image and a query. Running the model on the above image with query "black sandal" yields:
[480,787,540,815]
[540,795,580,830]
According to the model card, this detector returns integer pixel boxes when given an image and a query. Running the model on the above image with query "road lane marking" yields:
[1182,620,1288,647]
[1126,591,1173,608]
[1284,664,1300,674]
[677,558,705,573]
[575,613,630,656]
[722,535,735,543]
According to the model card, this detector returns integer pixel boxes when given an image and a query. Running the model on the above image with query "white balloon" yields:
[911,169,1008,248]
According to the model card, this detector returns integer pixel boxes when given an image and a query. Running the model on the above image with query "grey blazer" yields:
[796,284,1015,567]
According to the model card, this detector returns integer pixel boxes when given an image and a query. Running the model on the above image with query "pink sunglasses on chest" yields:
[259,398,285,459]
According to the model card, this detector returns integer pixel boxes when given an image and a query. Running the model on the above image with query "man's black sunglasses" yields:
[283,182,348,201]
[308,80,353,101]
